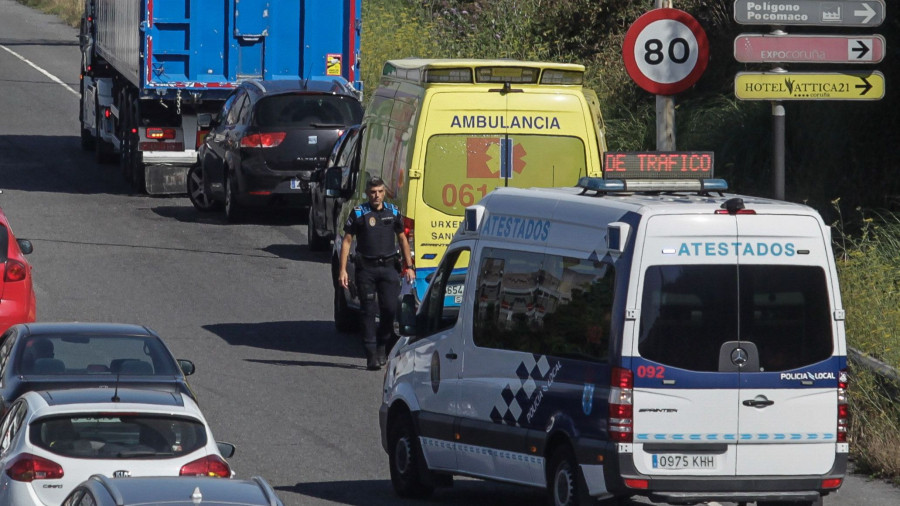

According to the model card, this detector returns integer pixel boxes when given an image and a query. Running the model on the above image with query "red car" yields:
[0,204,35,332]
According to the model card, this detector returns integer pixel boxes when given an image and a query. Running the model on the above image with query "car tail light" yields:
[196,129,209,149]
[241,132,286,148]
[147,127,177,140]
[609,367,633,443]
[837,369,849,443]
[5,453,64,482]
[103,108,111,119]
[4,259,28,282]
[822,478,842,489]
[180,455,231,477]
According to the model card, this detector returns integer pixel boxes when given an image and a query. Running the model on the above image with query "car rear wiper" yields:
[115,450,171,458]
[309,123,346,129]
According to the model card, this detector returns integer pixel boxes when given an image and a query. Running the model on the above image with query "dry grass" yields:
[18,0,82,26]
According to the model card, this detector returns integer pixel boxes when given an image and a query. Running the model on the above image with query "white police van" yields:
[379,152,847,506]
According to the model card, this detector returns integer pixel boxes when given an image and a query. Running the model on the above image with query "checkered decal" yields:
[490,354,551,426]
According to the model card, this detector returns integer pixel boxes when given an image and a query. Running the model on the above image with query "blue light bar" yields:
[577,177,728,193]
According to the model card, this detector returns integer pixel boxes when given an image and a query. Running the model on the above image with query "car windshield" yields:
[255,94,362,128]
[15,335,180,376]
[31,414,207,459]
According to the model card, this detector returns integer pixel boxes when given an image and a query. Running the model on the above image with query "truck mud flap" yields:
[145,165,189,195]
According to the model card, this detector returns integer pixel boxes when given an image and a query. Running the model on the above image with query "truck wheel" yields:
[388,414,434,498]
[224,175,244,223]
[307,206,329,251]
[547,445,593,506]
[187,164,221,211]
[333,283,358,333]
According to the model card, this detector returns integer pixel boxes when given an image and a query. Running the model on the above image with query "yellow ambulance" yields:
[327,59,607,329]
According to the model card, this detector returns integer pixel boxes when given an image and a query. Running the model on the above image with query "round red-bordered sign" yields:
[623,8,709,95]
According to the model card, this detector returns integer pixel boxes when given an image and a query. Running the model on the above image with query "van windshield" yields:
[422,134,586,216]
[638,265,833,372]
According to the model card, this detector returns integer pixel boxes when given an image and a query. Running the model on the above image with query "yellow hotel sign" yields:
[735,71,885,100]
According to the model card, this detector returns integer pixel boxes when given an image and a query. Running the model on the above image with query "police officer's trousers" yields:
[355,263,400,359]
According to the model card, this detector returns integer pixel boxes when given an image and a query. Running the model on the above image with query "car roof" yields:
[15,322,156,338]
[242,78,359,98]
[87,475,282,505]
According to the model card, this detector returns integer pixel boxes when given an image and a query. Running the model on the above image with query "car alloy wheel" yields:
[187,164,220,211]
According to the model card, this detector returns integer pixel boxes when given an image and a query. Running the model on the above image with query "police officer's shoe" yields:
[376,346,387,367]
[366,355,382,371]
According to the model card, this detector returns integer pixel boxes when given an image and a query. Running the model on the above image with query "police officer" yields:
[338,177,415,370]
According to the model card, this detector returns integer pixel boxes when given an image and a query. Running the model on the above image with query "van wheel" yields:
[307,206,329,251]
[333,284,358,333]
[548,445,593,506]
[388,414,434,498]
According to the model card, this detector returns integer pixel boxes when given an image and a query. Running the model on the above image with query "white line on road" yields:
[0,44,79,96]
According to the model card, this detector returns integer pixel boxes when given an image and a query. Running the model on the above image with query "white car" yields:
[0,388,236,506]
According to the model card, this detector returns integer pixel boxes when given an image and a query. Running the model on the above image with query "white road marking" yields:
[1,44,79,96]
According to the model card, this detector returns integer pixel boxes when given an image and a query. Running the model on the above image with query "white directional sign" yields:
[733,1,885,27]
[734,34,886,63]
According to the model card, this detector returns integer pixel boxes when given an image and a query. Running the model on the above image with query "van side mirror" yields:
[398,293,418,336]
[324,167,344,197]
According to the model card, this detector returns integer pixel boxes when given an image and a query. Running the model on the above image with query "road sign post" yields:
[624,7,709,151]
[733,0,885,27]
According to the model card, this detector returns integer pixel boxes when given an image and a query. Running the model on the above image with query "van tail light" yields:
[180,455,231,477]
[5,453,64,482]
[4,259,28,282]
[241,132,286,148]
[609,367,633,443]
[147,127,177,140]
[837,369,849,443]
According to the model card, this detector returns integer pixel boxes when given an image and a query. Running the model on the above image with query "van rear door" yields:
[631,214,741,478]
[732,214,839,476]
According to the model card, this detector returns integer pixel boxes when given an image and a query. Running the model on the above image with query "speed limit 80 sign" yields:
[623,8,709,95]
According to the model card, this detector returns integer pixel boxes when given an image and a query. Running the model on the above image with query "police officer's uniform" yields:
[344,201,405,366]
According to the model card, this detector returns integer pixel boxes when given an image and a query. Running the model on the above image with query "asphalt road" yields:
[0,1,897,505]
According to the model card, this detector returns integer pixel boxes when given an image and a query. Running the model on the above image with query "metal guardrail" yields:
[848,347,900,394]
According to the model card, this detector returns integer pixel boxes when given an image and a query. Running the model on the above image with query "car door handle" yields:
[742,399,775,407]
[445,352,458,360]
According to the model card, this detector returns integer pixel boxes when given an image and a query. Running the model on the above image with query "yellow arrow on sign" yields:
[735,71,885,100]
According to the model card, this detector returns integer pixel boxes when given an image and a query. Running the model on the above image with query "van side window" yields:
[473,247,614,362]
[419,248,471,336]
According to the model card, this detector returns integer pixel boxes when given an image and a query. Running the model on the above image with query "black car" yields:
[0,322,196,417]
[307,124,363,251]
[188,79,363,222]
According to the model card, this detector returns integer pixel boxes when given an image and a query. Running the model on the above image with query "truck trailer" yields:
[78,0,362,194]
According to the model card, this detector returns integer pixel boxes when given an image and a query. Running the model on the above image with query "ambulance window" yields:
[422,134,587,216]
[419,248,470,337]
[473,248,614,362]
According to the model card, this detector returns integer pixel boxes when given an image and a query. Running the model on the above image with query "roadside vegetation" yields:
[23,0,900,483]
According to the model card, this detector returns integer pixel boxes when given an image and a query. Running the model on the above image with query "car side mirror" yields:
[398,293,418,336]
[324,166,344,197]
[197,113,214,128]
[16,239,33,255]
[216,441,236,459]
[178,359,195,376]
